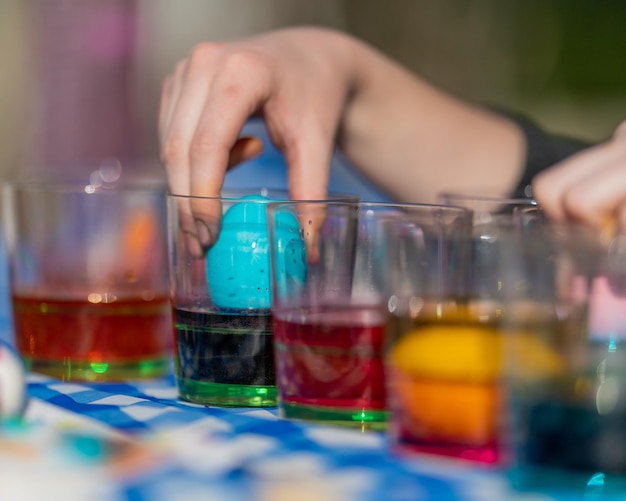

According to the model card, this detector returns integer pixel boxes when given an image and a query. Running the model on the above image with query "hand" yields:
[532,120,626,232]
[159,27,357,254]
[160,26,526,256]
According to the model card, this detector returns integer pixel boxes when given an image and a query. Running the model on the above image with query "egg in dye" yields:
[206,195,306,310]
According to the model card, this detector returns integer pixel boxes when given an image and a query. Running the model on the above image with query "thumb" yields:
[227,136,264,170]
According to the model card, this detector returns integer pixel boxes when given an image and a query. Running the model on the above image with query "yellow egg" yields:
[390,324,564,383]
[389,322,565,446]
[391,325,502,383]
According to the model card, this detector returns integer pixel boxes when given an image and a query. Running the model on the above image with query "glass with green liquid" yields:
[169,190,303,407]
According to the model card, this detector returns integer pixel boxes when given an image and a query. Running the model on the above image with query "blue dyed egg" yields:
[206,195,306,310]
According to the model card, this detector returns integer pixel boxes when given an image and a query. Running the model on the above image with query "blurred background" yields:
[1,0,625,201]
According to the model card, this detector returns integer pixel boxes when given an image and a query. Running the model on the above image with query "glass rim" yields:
[439,191,538,205]
[265,199,471,213]
[2,179,167,195]
[167,187,360,203]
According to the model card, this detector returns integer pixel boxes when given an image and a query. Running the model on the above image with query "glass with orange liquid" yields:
[385,205,598,467]
[386,299,587,465]
[3,176,172,381]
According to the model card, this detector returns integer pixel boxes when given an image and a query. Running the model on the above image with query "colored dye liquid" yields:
[387,313,502,463]
[12,294,172,381]
[389,369,500,463]
[273,305,387,429]
[174,307,276,407]
[386,302,573,464]
[511,379,626,494]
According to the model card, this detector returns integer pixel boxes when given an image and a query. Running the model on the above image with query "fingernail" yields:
[194,218,213,248]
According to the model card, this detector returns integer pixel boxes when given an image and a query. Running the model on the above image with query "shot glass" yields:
[168,189,357,408]
[3,180,172,381]
[268,201,470,430]
[504,222,626,496]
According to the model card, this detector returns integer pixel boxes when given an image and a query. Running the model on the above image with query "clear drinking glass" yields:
[268,201,470,430]
[504,221,626,497]
[439,192,537,214]
[3,180,172,381]
[168,188,357,407]
[439,192,538,305]
[382,204,517,462]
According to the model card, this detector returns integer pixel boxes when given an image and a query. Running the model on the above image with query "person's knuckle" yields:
[161,134,186,165]
[188,42,222,67]
[221,49,265,74]
[190,130,215,159]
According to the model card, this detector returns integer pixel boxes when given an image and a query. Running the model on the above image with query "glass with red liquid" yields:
[268,201,470,429]
[273,304,387,428]
[3,178,172,381]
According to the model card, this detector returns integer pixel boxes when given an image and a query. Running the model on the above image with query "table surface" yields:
[0,373,526,501]
[1,369,621,501]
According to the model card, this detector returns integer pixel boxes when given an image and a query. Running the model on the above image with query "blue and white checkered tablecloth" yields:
[0,372,612,501]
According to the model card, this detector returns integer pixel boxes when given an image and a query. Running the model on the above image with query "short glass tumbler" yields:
[168,189,357,407]
[503,221,626,497]
[268,201,470,430]
[3,180,172,381]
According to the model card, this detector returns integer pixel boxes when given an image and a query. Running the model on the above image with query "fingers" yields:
[184,136,264,254]
[158,30,345,256]
[161,44,223,198]
[532,133,626,229]
[263,102,338,261]
[159,59,187,144]
[160,47,220,258]
[161,46,270,253]
[187,54,272,248]
[160,47,265,195]
[158,73,173,144]
[284,135,332,202]
[294,204,325,265]
[179,206,205,259]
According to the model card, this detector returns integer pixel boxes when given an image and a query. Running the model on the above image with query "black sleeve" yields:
[504,112,591,198]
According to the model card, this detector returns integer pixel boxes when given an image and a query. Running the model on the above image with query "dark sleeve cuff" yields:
[504,112,591,198]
